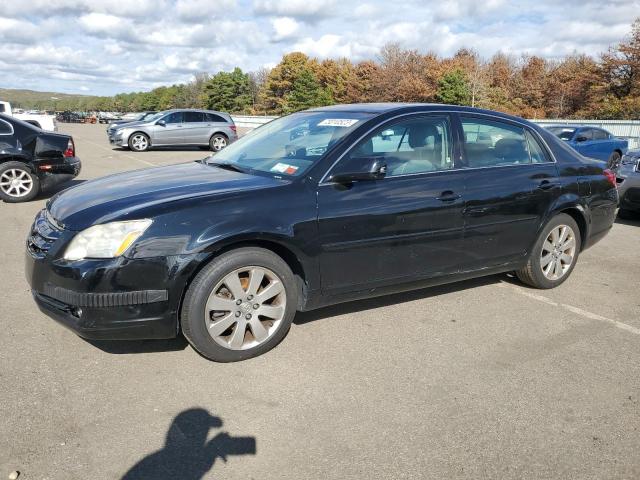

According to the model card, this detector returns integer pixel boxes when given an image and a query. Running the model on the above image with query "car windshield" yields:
[547,127,576,141]
[142,112,164,123]
[206,111,374,177]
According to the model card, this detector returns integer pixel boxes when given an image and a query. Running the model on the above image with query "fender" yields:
[533,192,590,253]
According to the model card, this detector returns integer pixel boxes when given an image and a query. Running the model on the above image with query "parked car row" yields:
[106,108,238,152]
[0,113,80,202]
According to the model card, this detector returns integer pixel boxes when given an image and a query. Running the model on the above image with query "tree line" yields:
[13,18,640,119]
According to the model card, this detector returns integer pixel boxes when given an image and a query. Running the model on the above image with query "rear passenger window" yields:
[525,130,550,163]
[184,111,204,123]
[592,129,609,140]
[205,113,226,123]
[461,118,529,167]
[0,119,12,135]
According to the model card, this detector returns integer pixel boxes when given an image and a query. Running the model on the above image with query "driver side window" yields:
[331,116,453,178]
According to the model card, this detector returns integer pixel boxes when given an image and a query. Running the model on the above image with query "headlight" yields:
[64,219,152,261]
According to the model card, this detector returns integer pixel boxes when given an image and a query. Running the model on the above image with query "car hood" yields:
[48,161,286,230]
[110,120,145,129]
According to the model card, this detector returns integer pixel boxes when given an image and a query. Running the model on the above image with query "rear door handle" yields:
[537,180,560,190]
[436,191,461,202]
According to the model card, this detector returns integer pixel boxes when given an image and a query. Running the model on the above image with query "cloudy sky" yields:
[0,0,638,96]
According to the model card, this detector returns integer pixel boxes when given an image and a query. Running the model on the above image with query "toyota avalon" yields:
[26,104,618,362]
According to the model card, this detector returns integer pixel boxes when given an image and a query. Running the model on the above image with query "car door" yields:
[152,111,184,145]
[571,127,597,159]
[205,112,230,143]
[458,115,560,270]
[591,128,613,161]
[182,111,207,144]
[316,113,466,293]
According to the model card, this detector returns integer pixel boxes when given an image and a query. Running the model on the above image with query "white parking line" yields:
[500,281,640,335]
[81,138,158,167]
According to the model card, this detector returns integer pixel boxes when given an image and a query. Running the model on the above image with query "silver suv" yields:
[107,109,237,152]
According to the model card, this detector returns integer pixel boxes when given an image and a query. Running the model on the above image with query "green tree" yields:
[261,52,316,113]
[205,68,252,112]
[284,68,332,113]
[436,69,471,105]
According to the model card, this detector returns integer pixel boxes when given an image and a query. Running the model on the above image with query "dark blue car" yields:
[546,125,628,166]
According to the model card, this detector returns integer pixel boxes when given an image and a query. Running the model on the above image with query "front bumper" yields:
[616,165,640,212]
[25,210,206,340]
[108,131,127,147]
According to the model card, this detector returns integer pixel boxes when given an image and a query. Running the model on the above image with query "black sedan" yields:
[25,104,617,362]
[0,114,80,202]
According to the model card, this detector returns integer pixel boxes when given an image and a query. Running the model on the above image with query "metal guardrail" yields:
[231,115,277,129]
[232,115,640,150]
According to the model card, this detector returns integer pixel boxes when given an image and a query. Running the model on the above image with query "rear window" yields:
[0,104,5,113]
[205,113,226,123]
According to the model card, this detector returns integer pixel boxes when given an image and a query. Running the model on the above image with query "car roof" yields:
[308,103,536,124]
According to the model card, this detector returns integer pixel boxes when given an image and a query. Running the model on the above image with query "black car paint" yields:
[25,104,617,340]
[0,114,81,191]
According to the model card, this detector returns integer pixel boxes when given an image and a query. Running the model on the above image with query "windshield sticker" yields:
[317,119,359,128]
[271,163,299,175]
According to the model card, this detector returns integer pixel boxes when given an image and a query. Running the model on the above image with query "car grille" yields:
[27,210,63,258]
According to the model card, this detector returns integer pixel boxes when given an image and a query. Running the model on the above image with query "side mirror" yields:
[157,119,166,127]
[575,135,588,142]
[328,157,387,183]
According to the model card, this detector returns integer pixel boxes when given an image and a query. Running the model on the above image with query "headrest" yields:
[408,124,439,149]
[494,138,528,161]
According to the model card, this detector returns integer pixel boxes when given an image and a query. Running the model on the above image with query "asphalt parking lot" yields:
[1,123,640,480]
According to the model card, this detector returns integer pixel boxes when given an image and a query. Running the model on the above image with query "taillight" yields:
[63,138,75,158]
[230,125,237,134]
[603,169,616,187]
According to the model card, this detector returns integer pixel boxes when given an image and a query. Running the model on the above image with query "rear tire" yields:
[209,134,228,152]
[516,213,581,289]
[181,247,298,362]
[0,161,40,203]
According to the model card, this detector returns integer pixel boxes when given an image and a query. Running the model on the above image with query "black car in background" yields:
[25,104,617,361]
[0,114,80,202]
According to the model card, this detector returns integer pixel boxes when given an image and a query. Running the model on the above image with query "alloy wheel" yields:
[205,266,286,350]
[540,224,576,280]
[0,169,34,198]
[211,136,227,151]
[131,134,148,151]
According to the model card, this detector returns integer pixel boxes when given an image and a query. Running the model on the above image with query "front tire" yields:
[516,213,581,289]
[128,132,150,152]
[181,248,298,362]
[0,162,40,203]
[209,134,228,152]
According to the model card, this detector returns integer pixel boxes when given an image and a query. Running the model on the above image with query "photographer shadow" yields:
[122,408,256,480]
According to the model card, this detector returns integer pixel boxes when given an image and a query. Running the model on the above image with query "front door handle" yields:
[436,191,461,202]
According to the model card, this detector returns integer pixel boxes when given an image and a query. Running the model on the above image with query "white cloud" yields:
[253,0,337,20]
[1,0,639,95]
[271,17,300,41]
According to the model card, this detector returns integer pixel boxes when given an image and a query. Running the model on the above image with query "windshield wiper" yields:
[207,161,247,173]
